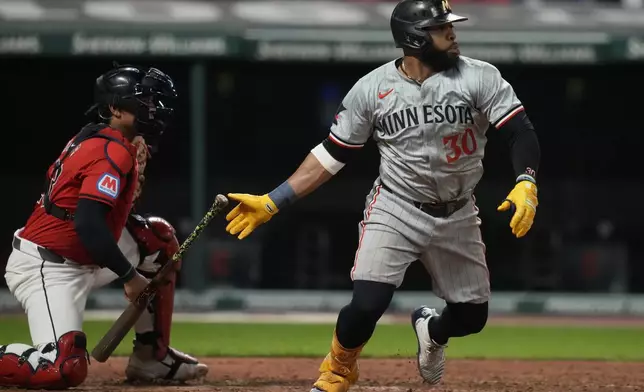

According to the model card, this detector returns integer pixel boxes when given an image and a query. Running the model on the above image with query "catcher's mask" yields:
[85,62,178,153]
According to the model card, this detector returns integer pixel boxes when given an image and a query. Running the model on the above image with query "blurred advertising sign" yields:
[0,1,642,63]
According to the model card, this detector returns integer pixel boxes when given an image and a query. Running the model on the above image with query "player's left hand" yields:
[225,193,279,240]
[497,180,538,238]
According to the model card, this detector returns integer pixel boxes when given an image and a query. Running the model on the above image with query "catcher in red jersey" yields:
[0,64,207,390]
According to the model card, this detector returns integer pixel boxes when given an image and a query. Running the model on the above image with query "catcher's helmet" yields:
[87,63,178,150]
[391,0,468,51]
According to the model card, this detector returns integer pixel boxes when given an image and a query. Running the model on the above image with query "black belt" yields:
[380,183,469,218]
[12,237,66,264]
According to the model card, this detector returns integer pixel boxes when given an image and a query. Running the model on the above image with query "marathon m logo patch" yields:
[97,173,120,198]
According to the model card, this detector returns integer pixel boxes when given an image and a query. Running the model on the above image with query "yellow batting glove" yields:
[497,180,538,238]
[225,193,279,240]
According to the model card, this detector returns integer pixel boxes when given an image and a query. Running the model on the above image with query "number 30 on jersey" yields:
[443,128,478,164]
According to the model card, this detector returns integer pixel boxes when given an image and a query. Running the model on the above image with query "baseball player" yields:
[0,64,207,389]
[225,0,541,390]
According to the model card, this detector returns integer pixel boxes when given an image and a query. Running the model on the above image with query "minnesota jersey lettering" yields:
[377,104,475,136]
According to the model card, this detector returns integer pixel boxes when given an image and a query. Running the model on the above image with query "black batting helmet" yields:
[86,63,178,151]
[391,0,468,51]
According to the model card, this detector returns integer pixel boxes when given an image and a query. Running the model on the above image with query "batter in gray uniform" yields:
[224,0,541,390]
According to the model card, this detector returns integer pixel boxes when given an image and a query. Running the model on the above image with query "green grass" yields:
[1,317,643,361]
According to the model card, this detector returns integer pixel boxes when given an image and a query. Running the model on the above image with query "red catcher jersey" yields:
[20,126,138,265]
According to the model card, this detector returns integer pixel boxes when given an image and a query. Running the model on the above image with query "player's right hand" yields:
[225,193,279,240]
[123,271,149,302]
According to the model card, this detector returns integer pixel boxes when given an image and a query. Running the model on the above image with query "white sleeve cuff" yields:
[516,174,536,184]
[311,143,345,175]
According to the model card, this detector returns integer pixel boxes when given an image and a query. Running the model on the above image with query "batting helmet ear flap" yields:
[403,30,433,51]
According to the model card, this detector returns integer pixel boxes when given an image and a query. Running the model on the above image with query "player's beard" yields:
[419,45,459,72]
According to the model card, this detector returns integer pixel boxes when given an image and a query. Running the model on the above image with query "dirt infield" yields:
[6,356,638,392]
[2,314,643,391]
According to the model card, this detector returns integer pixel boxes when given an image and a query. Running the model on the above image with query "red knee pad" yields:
[127,213,181,271]
[0,331,89,390]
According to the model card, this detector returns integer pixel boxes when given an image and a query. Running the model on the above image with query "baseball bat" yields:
[90,194,229,363]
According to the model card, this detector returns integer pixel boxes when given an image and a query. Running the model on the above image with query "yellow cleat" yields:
[311,331,363,392]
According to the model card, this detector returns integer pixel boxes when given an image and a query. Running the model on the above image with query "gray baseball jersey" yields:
[320,56,524,303]
[329,55,523,203]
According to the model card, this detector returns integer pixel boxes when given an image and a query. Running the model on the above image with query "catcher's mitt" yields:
[132,136,151,202]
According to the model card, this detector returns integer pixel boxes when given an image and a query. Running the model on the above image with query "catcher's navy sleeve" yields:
[74,198,135,282]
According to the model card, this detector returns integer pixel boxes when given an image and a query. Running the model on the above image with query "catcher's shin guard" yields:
[125,213,207,382]
[0,331,89,390]
[312,330,364,392]
[128,213,181,360]
[133,273,177,361]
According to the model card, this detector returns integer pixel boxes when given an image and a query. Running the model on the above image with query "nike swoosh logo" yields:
[378,88,394,99]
